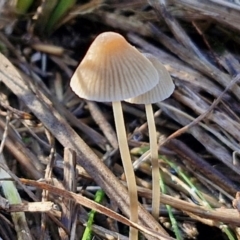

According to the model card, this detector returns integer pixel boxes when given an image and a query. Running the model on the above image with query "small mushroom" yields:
[70,32,158,101]
[70,32,159,239]
[125,53,175,220]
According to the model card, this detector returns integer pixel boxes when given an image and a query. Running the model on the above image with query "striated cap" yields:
[70,32,159,102]
[125,53,175,104]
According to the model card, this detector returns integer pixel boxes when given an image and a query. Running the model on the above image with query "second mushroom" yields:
[126,53,175,220]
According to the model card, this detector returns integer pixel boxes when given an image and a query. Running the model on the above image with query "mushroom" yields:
[125,53,175,220]
[70,32,159,239]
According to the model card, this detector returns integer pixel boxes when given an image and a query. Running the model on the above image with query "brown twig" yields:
[0,119,43,179]
[59,148,77,239]
[19,179,174,240]
[148,0,204,58]
[160,73,240,146]
[87,101,118,149]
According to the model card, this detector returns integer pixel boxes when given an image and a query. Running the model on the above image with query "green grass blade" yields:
[16,0,33,14]
[160,170,183,240]
[45,0,76,34]
[82,189,105,240]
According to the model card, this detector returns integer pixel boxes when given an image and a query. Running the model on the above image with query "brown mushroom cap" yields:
[70,32,159,102]
[125,53,175,104]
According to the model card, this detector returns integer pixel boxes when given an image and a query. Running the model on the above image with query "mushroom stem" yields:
[112,101,138,240]
[145,103,160,220]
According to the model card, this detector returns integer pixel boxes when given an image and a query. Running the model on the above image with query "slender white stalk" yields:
[145,104,160,220]
[112,101,138,240]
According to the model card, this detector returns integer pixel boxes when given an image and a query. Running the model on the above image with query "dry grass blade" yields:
[0,119,43,179]
[160,73,240,146]
[59,148,77,239]
[7,202,54,213]
[84,224,128,240]
[169,0,240,31]
[149,0,204,58]
[20,179,174,240]
[166,139,239,196]
[0,115,32,240]
[87,101,118,149]
[137,186,240,226]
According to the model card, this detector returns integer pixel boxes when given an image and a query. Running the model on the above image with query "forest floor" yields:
[1,1,240,239]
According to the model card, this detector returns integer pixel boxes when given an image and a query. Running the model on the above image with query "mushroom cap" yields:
[70,32,159,102]
[125,54,175,104]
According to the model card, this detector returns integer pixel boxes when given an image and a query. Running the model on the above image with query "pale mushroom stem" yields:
[112,101,138,240]
[145,103,160,220]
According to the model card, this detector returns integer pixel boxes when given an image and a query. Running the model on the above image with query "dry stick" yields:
[60,148,77,239]
[7,202,54,212]
[0,52,167,238]
[13,177,240,228]
[0,161,33,240]
[131,110,161,139]
[0,102,33,120]
[21,122,54,152]
[139,161,222,208]
[24,70,108,149]
[87,101,118,149]
[41,131,56,240]
[136,186,240,226]
[0,114,33,240]
[148,0,204,59]
[160,166,207,205]
[207,0,240,11]
[0,121,75,238]
[160,99,240,178]
[149,24,240,99]
[162,73,240,145]
[44,130,56,180]
[19,179,174,240]
[219,52,240,76]
[0,162,81,236]
[170,0,240,31]
[191,21,223,70]
[0,112,10,154]
[158,102,239,152]
[173,87,240,143]
[195,173,234,202]
[86,224,128,240]
[69,207,79,240]
[0,119,43,179]
[152,0,226,78]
